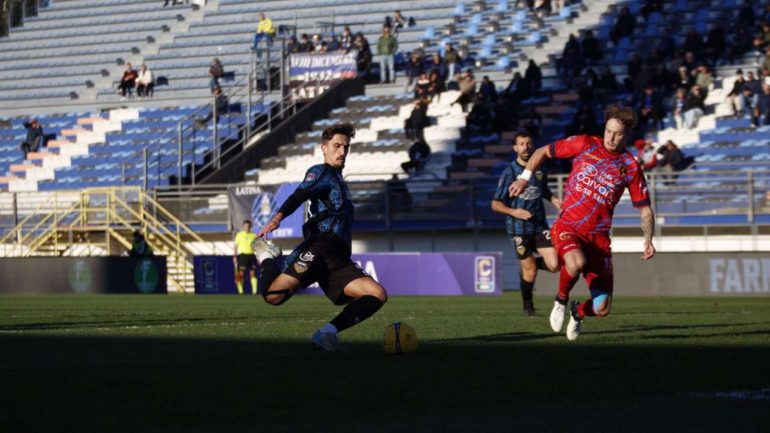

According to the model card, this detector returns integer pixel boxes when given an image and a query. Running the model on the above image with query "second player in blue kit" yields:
[492,131,561,316]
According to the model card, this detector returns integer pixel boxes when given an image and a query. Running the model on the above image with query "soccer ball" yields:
[383,322,418,354]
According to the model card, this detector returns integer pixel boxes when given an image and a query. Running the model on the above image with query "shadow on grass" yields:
[1,334,770,433]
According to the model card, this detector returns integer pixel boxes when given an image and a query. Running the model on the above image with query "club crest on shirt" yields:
[535,171,543,180]
[619,165,628,177]
[517,245,526,255]
[293,261,308,273]
[559,232,572,241]
[305,172,317,182]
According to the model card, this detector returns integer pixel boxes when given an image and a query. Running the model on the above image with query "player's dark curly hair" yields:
[322,123,356,143]
[604,104,637,131]
[513,130,532,142]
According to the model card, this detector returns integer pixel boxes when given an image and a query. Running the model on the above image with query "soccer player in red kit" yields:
[509,104,656,340]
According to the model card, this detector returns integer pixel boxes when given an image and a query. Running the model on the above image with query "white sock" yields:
[320,323,338,335]
[258,252,274,263]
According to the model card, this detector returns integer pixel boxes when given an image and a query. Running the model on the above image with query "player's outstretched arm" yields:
[640,206,656,261]
[509,146,551,197]
[257,211,284,238]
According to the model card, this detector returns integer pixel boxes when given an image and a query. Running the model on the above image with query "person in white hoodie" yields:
[136,64,154,98]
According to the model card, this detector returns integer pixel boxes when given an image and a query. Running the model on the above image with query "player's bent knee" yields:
[264,293,285,306]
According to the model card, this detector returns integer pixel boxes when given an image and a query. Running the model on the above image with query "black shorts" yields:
[284,233,369,305]
[237,254,257,271]
[510,229,553,260]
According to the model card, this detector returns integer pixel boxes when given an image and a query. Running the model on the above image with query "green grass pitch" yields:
[2,294,770,432]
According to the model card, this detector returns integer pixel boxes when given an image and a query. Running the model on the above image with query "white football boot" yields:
[251,238,282,262]
[550,299,567,332]
[566,301,583,341]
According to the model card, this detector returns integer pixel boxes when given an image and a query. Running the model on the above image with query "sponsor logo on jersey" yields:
[619,165,628,177]
[513,236,523,245]
[559,232,572,241]
[300,251,315,262]
[519,185,542,200]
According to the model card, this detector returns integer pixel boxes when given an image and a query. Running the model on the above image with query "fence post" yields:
[247,71,253,141]
[748,170,754,224]
[177,122,183,185]
[143,147,148,190]
[212,96,219,169]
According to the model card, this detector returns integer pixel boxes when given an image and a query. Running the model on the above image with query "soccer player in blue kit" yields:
[251,123,388,352]
[492,131,561,316]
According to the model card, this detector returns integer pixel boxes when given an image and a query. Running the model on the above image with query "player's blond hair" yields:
[604,104,637,132]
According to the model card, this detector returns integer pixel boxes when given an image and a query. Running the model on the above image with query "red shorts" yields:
[551,221,614,294]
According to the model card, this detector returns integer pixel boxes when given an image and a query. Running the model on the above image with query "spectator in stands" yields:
[504,71,527,99]
[388,174,413,209]
[636,85,663,133]
[118,63,137,99]
[401,139,431,175]
[727,69,747,116]
[136,63,154,98]
[578,68,598,102]
[753,21,770,53]
[354,33,372,78]
[565,102,598,137]
[404,51,424,93]
[634,137,657,171]
[319,41,329,53]
[340,26,353,52]
[736,2,755,31]
[626,53,644,90]
[404,99,429,141]
[559,34,583,84]
[742,70,762,116]
[453,69,476,112]
[675,65,694,90]
[298,34,313,52]
[414,72,431,100]
[466,93,496,133]
[671,87,687,129]
[327,34,340,52]
[479,76,497,105]
[19,119,43,159]
[197,87,229,127]
[581,30,601,64]
[209,58,224,92]
[377,25,398,84]
[129,231,153,257]
[679,51,698,76]
[683,29,703,59]
[683,85,706,129]
[429,53,448,83]
[386,10,408,32]
[610,6,636,45]
[254,13,276,54]
[286,36,299,54]
[657,30,677,60]
[444,43,460,82]
[694,65,712,98]
[762,46,770,76]
[656,140,687,173]
[524,59,542,96]
[727,26,754,64]
[427,70,446,101]
[705,24,726,66]
[596,65,618,100]
[312,34,324,52]
[640,0,661,20]
[752,83,770,127]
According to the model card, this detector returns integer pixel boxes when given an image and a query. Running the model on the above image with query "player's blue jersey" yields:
[296,163,354,245]
[493,161,553,235]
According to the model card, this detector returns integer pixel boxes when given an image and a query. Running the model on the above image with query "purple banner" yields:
[194,252,502,296]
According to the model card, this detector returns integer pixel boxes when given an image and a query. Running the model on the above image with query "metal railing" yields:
[148,169,770,233]
[120,40,290,189]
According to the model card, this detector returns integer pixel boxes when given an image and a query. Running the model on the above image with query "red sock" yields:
[557,266,579,302]
[576,299,596,319]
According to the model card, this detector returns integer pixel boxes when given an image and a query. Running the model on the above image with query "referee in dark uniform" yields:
[492,131,562,316]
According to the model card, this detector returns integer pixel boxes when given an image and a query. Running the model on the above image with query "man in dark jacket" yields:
[752,84,770,127]
[404,99,429,141]
[20,119,44,159]
[400,139,431,174]
[636,85,664,132]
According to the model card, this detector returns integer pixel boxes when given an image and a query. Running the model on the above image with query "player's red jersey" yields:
[547,135,650,236]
